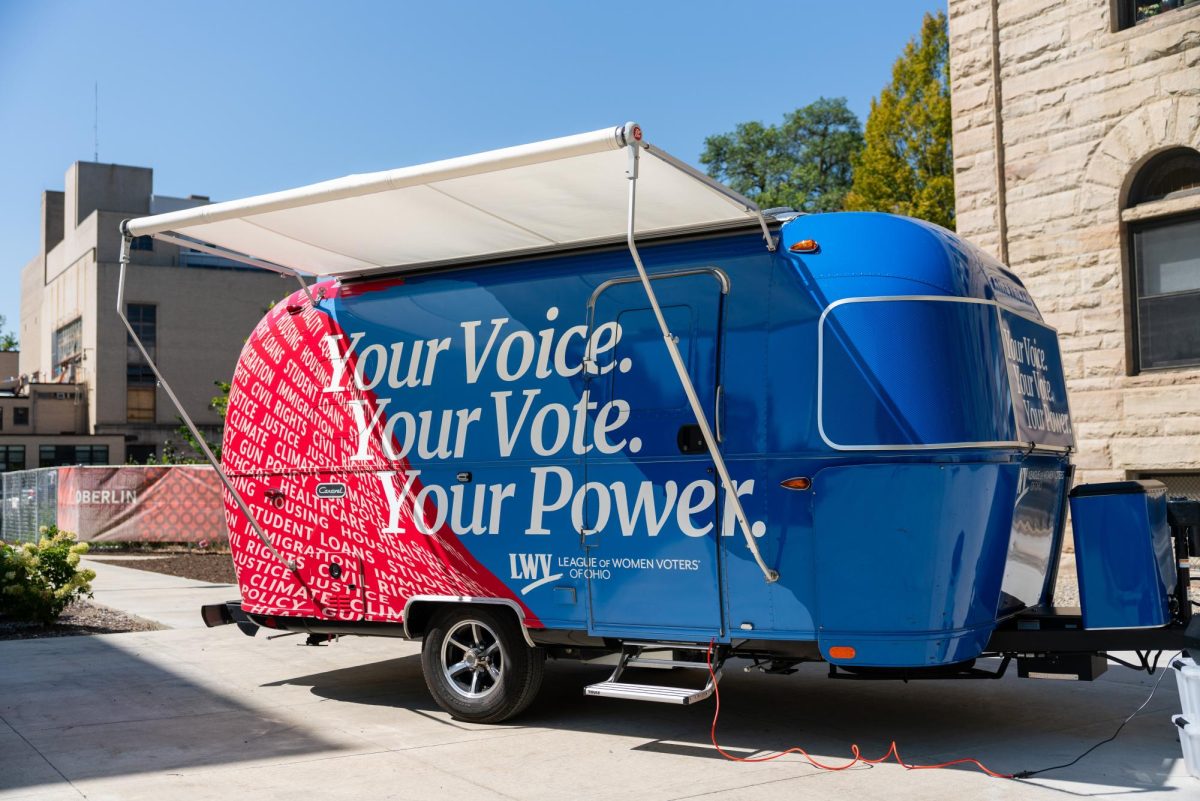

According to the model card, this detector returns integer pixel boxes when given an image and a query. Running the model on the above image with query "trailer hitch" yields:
[1168,497,1199,627]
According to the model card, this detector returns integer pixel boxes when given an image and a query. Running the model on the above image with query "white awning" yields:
[123,122,768,277]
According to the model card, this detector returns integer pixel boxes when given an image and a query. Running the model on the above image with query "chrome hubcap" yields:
[441,620,503,699]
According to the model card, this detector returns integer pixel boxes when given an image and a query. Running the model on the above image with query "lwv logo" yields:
[508,553,563,596]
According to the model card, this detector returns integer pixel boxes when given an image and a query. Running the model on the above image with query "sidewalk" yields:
[81,558,238,630]
[0,560,1190,799]
[1,624,1194,801]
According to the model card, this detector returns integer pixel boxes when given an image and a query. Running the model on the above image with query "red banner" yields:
[57,466,227,543]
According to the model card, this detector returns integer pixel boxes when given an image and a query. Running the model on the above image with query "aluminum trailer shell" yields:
[215,213,1085,669]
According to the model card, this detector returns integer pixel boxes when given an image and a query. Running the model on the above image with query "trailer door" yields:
[582,270,726,639]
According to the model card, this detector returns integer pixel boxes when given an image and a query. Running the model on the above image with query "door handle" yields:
[715,385,723,443]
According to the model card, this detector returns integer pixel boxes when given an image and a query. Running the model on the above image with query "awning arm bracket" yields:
[622,138,779,584]
[116,232,299,577]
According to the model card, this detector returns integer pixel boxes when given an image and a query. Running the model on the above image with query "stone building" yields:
[949,0,1200,496]
[16,161,287,465]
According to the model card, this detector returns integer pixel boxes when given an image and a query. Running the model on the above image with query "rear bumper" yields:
[200,601,407,638]
[200,600,261,637]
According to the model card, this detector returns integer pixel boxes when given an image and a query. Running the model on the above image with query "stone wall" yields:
[949,0,1200,487]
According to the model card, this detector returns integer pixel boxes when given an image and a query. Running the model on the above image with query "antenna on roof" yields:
[93,82,99,162]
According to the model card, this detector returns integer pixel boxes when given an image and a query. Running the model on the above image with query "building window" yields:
[39,444,109,467]
[13,407,29,426]
[130,235,154,251]
[126,443,158,464]
[126,303,157,350]
[1116,0,1200,28]
[1124,148,1200,372]
[127,304,157,422]
[52,318,82,380]
[127,387,156,422]
[0,445,25,472]
[127,365,157,422]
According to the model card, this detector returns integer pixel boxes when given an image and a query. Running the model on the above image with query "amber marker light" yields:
[779,477,812,491]
[828,646,856,660]
[789,239,819,253]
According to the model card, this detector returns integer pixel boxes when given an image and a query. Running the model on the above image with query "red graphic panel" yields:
[222,282,535,626]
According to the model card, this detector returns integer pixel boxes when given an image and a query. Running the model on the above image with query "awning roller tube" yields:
[123,125,632,239]
[121,121,774,278]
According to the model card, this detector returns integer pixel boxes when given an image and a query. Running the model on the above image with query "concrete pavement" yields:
[0,618,1195,801]
[79,558,236,630]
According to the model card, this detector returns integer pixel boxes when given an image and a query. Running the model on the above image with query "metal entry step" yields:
[585,680,715,705]
[584,642,723,705]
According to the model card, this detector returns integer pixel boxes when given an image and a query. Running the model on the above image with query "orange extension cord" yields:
[703,642,1014,779]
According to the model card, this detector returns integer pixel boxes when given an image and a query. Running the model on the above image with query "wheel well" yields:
[403,599,534,646]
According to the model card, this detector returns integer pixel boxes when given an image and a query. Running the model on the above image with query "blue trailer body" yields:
[302,211,1075,667]
[124,122,1198,721]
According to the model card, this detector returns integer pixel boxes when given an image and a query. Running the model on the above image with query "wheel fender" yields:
[402,596,536,647]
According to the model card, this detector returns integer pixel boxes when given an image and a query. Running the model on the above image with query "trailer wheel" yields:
[420,606,544,723]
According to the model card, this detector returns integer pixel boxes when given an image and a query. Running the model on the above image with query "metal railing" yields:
[1,468,59,543]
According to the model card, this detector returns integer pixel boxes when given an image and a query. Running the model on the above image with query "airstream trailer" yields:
[118,123,1199,723]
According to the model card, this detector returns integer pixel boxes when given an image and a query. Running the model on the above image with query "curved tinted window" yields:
[820,299,1073,449]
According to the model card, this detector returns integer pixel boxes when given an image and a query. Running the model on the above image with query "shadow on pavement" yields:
[272,651,1183,792]
[0,634,343,792]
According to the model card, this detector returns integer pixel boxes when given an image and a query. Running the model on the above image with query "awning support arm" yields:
[117,233,299,576]
[623,139,779,584]
[641,144,777,253]
[150,230,316,305]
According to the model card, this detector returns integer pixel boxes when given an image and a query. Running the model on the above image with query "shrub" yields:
[0,526,96,624]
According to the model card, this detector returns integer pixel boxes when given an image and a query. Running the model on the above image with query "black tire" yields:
[420,606,545,723]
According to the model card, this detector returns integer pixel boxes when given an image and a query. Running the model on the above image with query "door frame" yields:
[581,266,731,638]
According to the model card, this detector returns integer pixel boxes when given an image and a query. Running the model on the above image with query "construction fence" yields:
[1,465,227,544]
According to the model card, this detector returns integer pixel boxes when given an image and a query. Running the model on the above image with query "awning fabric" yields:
[123,123,764,277]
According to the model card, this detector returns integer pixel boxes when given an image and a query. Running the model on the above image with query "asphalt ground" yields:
[0,559,1195,800]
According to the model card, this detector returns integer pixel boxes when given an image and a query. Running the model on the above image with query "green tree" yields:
[0,315,18,351]
[700,97,864,213]
[844,11,955,229]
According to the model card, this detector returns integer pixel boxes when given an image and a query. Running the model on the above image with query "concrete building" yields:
[0,352,18,389]
[949,0,1200,497]
[17,161,288,465]
[0,380,124,470]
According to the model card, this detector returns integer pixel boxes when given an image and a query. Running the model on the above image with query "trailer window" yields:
[818,298,1072,450]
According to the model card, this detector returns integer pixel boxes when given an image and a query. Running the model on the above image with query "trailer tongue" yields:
[121,122,1198,724]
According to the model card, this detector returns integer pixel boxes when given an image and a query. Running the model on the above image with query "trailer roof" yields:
[122,123,768,278]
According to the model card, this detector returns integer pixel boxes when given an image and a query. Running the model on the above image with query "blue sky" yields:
[0,0,942,340]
